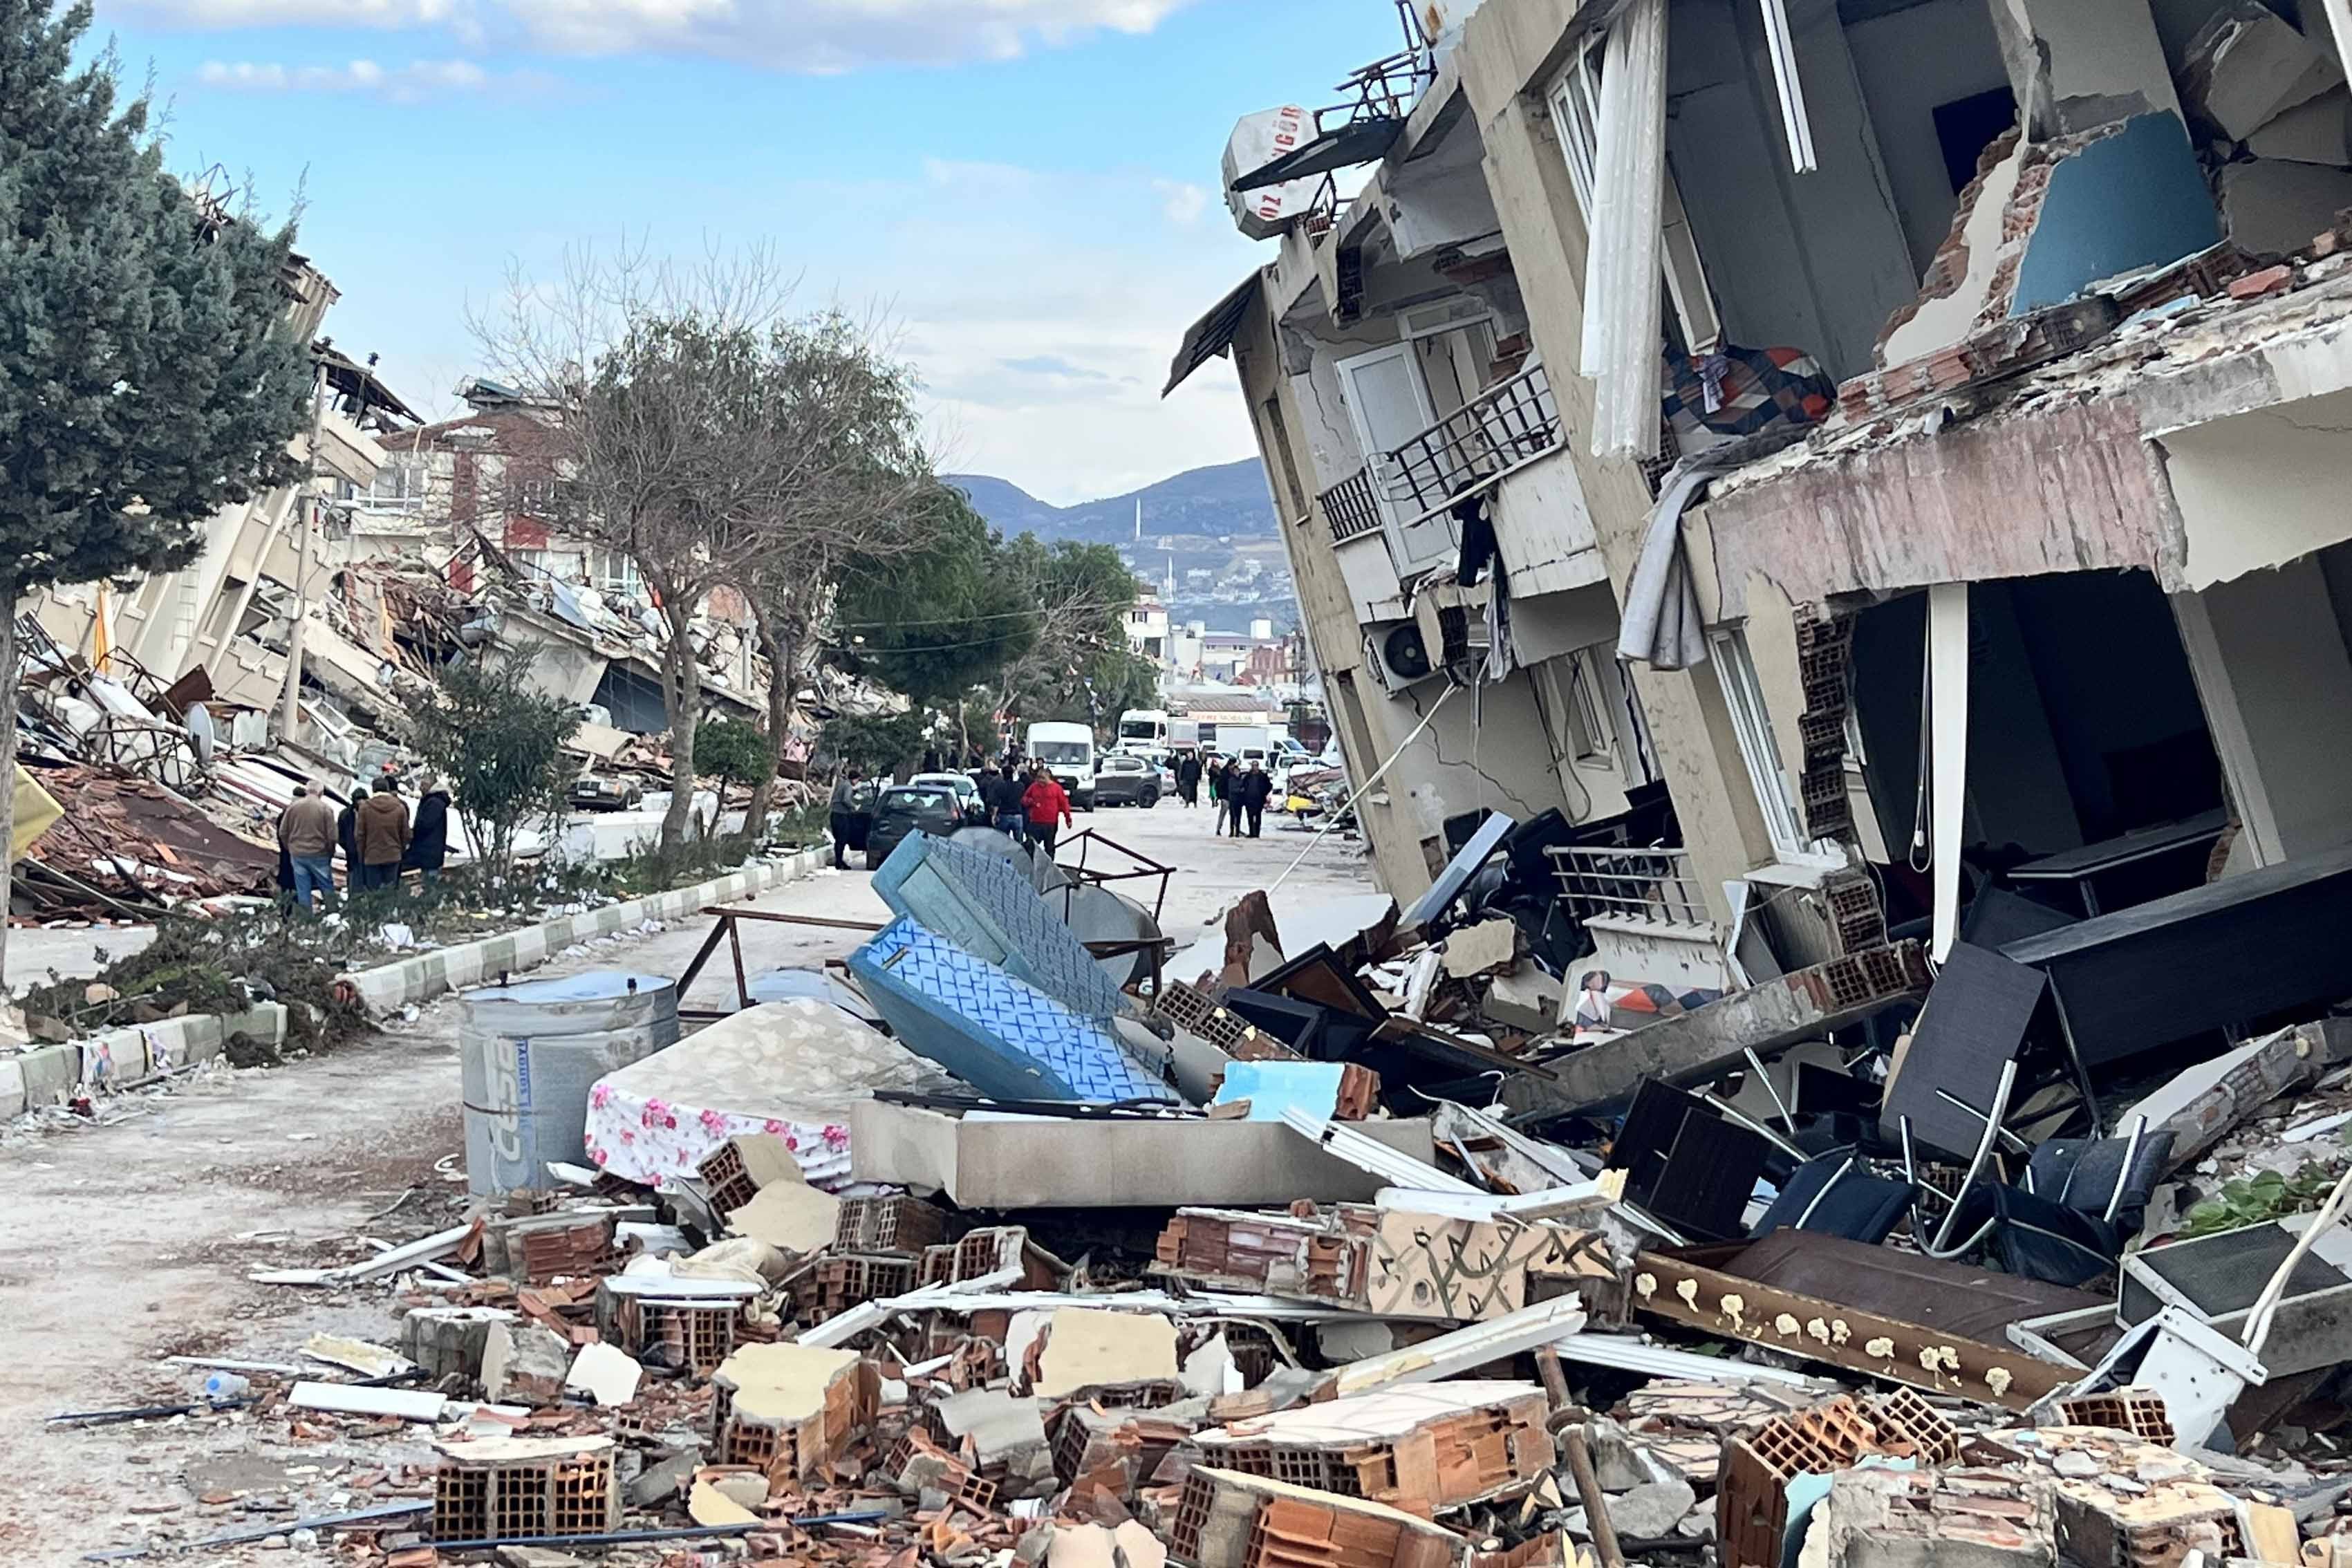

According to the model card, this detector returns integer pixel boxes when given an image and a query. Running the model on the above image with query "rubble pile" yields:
[71,808,2352,1566]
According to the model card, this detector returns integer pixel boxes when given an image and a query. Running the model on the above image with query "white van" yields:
[1023,720,1098,810]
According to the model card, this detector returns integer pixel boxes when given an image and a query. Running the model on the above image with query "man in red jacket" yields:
[1021,765,1074,856]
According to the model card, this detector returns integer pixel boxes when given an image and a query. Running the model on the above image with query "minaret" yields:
[1134,497,1142,542]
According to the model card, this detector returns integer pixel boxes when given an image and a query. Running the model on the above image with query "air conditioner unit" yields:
[1362,620,1440,695]
[1398,295,1493,342]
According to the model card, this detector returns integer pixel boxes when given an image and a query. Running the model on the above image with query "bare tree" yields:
[473,249,929,850]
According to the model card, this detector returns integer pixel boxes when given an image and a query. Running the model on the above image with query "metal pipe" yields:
[2103,1115,2148,1226]
[1930,1060,2015,1253]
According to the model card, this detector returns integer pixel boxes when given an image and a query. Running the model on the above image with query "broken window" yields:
[364,452,429,512]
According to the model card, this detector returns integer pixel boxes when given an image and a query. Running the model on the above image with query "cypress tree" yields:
[0,0,310,969]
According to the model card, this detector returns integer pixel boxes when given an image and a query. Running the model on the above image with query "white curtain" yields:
[1578,0,1669,462]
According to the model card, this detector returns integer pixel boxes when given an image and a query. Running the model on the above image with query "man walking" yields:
[829,769,867,870]
[1235,760,1272,839]
[1176,752,1202,809]
[355,777,410,892]
[1022,765,1073,857]
[278,783,338,912]
[986,766,1027,836]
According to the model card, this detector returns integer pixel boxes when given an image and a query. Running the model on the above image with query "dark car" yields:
[864,784,965,868]
[1092,754,1161,808]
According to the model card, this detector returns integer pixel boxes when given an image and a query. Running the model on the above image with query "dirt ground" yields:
[0,802,1378,1562]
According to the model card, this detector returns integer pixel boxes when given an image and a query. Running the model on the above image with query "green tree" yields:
[0,0,313,978]
[821,711,927,780]
[989,536,1149,737]
[734,317,935,830]
[410,653,579,880]
[829,488,1038,747]
[696,716,772,825]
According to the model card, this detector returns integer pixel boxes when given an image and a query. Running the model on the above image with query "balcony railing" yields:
[1547,843,1710,930]
[1321,467,1385,545]
[1381,363,1562,519]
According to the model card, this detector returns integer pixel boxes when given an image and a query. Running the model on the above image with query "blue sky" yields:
[86,0,1403,504]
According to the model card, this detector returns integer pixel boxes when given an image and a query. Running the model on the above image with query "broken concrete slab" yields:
[1441,917,1520,980]
[2221,158,2352,254]
[2247,86,2352,164]
[302,1332,413,1381]
[2181,0,2343,141]
[563,1341,642,1407]
[1032,1307,1179,1397]
[711,1342,874,1481]
[726,1175,839,1256]
[847,1100,1439,1208]
[686,1477,760,1527]
[1483,964,1564,1033]
[2122,1025,2316,1171]
[482,1320,573,1408]
[1609,1477,1698,1539]
[1503,944,1932,1120]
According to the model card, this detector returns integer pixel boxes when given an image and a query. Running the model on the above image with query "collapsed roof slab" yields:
[1703,278,2352,617]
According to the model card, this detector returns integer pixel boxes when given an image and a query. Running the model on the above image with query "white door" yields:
[1335,343,1437,511]
[1335,343,1455,572]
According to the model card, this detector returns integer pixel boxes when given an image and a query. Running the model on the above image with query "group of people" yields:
[1168,753,1271,838]
[272,772,452,912]
[980,761,1074,854]
[827,757,1077,870]
[1211,756,1273,839]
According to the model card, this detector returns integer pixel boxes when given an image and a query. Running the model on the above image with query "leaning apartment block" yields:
[431,1436,620,1542]
[710,1342,877,1482]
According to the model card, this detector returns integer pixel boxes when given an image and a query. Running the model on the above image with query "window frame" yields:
[1709,627,1836,866]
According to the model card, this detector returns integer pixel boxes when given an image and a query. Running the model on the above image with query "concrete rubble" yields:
[60,789,2352,1568]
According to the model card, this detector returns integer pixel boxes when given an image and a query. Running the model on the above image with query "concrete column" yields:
[2174,562,2352,866]
[1987,0,2183,139]
[1457,31,1782,922]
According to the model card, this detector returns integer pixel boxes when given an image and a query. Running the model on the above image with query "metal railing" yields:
[1547,843,1710,929]
[1382,363,1562,517]
[1321,467,1385,545]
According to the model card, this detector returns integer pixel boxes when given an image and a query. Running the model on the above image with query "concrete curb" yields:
[337,847,831,1015]
[0,848,828,1121]
[0,1002,289,1120]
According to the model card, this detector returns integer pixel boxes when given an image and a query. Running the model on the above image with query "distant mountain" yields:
[949,458,1275,545]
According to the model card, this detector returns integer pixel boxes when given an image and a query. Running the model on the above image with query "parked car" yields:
[864,784,965,868]
[1092,754,1162,808]
[569,773,644,812]
[909,772,986,825]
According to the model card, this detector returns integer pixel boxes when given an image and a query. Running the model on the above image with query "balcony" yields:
[1321,467,1385,545]
[1547,843,1710,931]
[1381,363,1562,522]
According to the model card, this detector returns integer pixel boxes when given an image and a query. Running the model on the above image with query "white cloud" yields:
[196,56,505,98]
[1153,178,1207,225]
[115,0,1202,72]
[115,0,460,25]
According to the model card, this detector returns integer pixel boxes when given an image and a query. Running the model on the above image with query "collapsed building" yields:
[1173,0,2352,1037]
